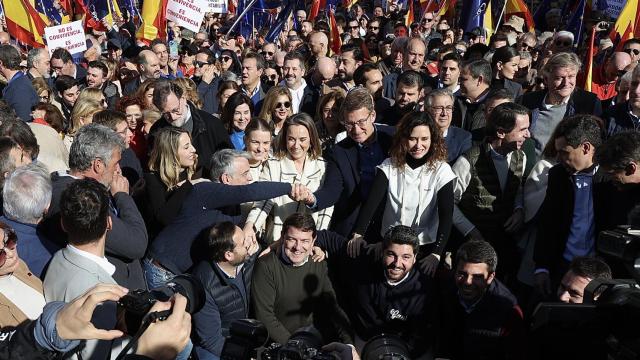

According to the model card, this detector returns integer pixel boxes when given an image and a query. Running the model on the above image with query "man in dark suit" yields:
[122,50,162,96]
[282,52,316,115]
[50,48,86,83]
[0,45,38,122]
[42,124,148,290]
[426,89,471,163]
[302,87,394,238]
[240,52,266,113]
[602,66,639,137]
[452,59,491,134]
[149,80,232,176]
[517,52,602,155]
[534,115,608,299]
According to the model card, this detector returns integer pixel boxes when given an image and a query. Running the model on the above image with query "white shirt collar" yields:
[67,244,116,275]
[541,92,570,110]
[384,270,411,286]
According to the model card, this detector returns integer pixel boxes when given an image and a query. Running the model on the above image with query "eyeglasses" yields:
[520,43,536,51]
[341,110,372,130]
[51,65,64,71]
[368,26,379,30]
[422,18,433,23]
[554,40,572,47]
[261,51,274,56]
[624,48,640,56]
[195,61,211,68]
[430,105,453,113]
[221,56,232,62]
[275,101,291,109]
[349,25,359,30]
[0,228,17,268]
[40,95,50,102]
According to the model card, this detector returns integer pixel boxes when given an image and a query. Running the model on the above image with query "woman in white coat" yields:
[244,113,333,243]
[351,111,456,276]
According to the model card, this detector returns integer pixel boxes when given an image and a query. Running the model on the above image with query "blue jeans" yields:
[142,258,193,360]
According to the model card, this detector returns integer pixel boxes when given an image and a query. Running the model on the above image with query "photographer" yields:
[557,257,612,304]
[0,284,191,360]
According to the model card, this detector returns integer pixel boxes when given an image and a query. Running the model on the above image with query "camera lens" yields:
[361,334,411,360]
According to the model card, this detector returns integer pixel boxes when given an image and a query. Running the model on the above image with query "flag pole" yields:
[574,0,586,48]
[226,0,258,40]
[495,0,507,29]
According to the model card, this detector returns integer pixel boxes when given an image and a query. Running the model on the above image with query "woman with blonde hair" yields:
[63,99,102,151]
[144,127,199,238]
[258,85,292,137]
[314,89,345,152]
[31,77,51,103]
[244,113,333,243]
[351,111,455,276]
[76,87,107,109]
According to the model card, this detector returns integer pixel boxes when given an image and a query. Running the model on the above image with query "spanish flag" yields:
[3,0,48,48]
[329,9,341,55]
[505,0,535,33]
[309,0,327,21]
[137,0,168,43]
[609,0,640,49]
[583,27,597,92]
[405,0,415,27]
[436,0,456,20]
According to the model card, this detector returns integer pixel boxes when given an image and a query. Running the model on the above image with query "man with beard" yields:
[191,222,260,359]
[282,52,316,115]
[438,240,525,360]
[194,49,221,115]
[85,61,120,109]
[325,44,363,92]
[533,115,607,299]
[382,37,436,100]
[354,63,393,124]
[381,70,424,126]
[315,226,437,358]
[122,50,162,96]
[452,103,530,282]
[518,52,602,156]
[148,81,231,175]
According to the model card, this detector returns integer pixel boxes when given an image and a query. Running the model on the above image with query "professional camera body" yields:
[531,228,640,360]
[260,327,336,360]
[116,274,205,335]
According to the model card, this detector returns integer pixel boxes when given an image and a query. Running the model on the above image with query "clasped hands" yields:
[289,183,315,205]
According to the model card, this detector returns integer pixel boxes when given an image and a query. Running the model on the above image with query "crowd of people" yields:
[0,1,639,359]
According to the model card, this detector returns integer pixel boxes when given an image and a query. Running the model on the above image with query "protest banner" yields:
[207,0,228,13]
[44,20,86,56]
[166,0,208,33]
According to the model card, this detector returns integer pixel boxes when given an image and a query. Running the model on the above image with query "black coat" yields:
[602,101,637,137]
[313,125,395,236]
[41,174,148,290]
[148,102,232,176]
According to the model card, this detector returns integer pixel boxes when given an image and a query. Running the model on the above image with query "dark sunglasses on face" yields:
[195,61,211,68]
[349,25,359,30]
[0,228,17,267]
[422,18,433,23]
[221,56,231,62]
[624,48,640,56]
[275,101,291,109]
[261,51,274,56]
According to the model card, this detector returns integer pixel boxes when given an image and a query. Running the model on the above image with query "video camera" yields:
[531,228,640,360]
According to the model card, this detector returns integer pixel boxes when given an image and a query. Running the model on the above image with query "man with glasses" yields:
[149,81,231,176]
[550,31,575,54]
[303,88,394,238]
[589,51,632,101]
[623,38,640,64]
[194,49,221,115]
[347,18,361,40]
[419,12,438,42]
[367,18,381,36]
[50,48,86,83]
[427,89,471,163]
[260,43,277,61]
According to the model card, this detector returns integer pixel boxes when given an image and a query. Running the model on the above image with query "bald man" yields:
[383,37,436,99]
[591,51,632,101]
[0,32,10,45]
[123,50,161,96]
[309,56,336,93]
[308,31,329,60]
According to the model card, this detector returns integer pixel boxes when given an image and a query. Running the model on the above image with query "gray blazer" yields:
[44,247,120,360]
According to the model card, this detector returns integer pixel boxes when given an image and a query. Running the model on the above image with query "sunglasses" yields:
[422,18,433,23]
[349,25,359,30]
[624,48,640,56]
[368,26,379,30]
[221,56,232,62]
[555,40,572,47]
[268,74,278,80]
[275,101,291,109]
[0,228,17,268]
[261,51,274,56]
[520,43,535,51]
[195,61,211,68]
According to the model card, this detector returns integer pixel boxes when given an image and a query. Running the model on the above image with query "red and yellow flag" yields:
[3,0,48,48]
[436,0,456,20]
[583,28,597,92]
[505,0,535,33]
[609,0,640,50]
[405,0,415,27]
[329,9,341,55]
[309,0,327,21]
[137,0,168,43]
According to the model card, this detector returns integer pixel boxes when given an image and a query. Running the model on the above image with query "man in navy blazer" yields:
[303,88,394,238]
[602,65,640,137]
[426,89,472,163]
[0,45,38,122]
[50,48,86,83]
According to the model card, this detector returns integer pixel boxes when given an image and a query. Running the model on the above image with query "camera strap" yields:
[114,310,172,360]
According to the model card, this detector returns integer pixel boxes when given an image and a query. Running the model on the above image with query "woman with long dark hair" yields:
[491,46,523,98]
[221,92,254,150]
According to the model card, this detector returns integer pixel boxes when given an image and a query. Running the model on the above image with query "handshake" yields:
[289,183,316,205]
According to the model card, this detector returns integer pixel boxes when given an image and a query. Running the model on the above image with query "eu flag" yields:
[459,0,491,34]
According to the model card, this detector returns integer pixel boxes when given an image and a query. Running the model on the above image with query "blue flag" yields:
[35,0,64,25]
[565,0,586,45]
[265,0,295,42]
[458,0,491,34]
[533,0,552,31]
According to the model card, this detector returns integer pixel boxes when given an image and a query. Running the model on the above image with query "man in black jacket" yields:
[317,225,437,358]
[534,115,608,298]
[42,124,148,290]
[149,80,232,176]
